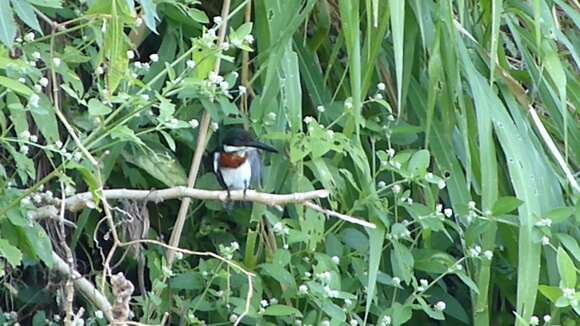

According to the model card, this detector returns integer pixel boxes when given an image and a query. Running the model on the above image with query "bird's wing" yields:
[212,152,228,190]
[248,149,263,189]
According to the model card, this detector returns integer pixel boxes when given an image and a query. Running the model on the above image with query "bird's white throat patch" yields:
[223,145,254,153]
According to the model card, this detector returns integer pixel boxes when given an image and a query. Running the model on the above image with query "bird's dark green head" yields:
[221,127,277,153]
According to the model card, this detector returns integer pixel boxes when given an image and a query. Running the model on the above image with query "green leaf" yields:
[407,149,430,177]
[141,0,159,33]
[30,95,60,143]
[122,142,187,187]
[557,246,577,289]
[6,92,29,137]
[159,130,175,152]
[170,272,204,290]
[545,207,574,224]
[0,238,22,267]
[388,0,404,114]
[491,196,523,215]
[391,240,414,284]
[158,98,175,124]
[26,0,62,8]
[392,302,412,326]
[24,223,54,268]
[340,228,368,252]
[538,285,562,303]
[0,0,16,47]
[0,76,34,96]
[557,233,580,263]
[260,263,297,298]
[12,0,41,32]
[88,98,112,116]
[263,305,303,317]
[366,224,385,323]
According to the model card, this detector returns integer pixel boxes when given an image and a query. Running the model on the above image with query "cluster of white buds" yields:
[379,315,392,326]
[417,278,429,292]
[434,301,446,311]
[535,218,552,228]
[272,222,289,235]
[469,245,482,257]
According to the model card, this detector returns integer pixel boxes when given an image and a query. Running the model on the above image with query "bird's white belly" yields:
[221,159,252,190]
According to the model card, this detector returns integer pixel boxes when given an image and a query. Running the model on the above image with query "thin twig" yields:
[167,0,232,265]
[528,105,580,192]
[304,201,377,228]
[119,239,253,326]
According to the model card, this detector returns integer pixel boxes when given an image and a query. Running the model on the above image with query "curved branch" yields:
[36,187,375,228]
[62,187,329,211]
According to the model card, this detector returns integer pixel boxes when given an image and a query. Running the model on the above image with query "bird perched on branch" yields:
[212,128,278,201]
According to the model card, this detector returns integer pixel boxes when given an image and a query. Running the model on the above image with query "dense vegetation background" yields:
[0,0,578,325]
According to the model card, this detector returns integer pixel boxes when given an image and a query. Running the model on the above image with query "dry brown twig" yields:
[167,0,232,265]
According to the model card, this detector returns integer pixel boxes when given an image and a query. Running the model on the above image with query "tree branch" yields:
[34,187,376,228]
[51,252,113,322]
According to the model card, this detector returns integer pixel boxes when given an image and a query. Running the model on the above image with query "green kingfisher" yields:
[213,128,278,199]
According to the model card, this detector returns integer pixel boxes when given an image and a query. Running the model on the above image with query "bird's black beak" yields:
[247,140,278,153]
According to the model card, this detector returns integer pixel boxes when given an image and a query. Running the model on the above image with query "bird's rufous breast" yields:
[219,152,246,168]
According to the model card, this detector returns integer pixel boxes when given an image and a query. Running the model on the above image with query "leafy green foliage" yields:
[0,0,578,325]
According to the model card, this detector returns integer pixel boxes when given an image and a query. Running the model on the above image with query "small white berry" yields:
[127,50,135,59]
[149,53,159,62]
[438,180,446,189]
[331,256,340,264]
[52,57,61,67]
[32,51,41,60]
[530,316,539,325]
[213,16,223,25]
[186,60,196,68]
[392,184,401,193]
[298,284,308,295]
[377,82,386,91]
[229,314,238,323]
[316,105,325,113]
[444,208,453,217]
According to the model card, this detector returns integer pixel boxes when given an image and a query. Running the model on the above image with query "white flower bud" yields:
[434,301,446,311]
